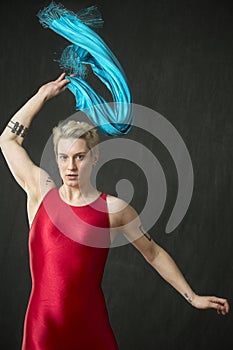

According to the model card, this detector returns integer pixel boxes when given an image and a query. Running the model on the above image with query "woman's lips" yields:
[66,174,78,180]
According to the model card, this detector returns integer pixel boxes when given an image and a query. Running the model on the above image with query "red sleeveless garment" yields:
[21,188,118,350]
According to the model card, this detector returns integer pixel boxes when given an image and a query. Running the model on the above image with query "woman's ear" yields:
[91,147,99,166]
[92,156,98,167]
[55,155,58,164]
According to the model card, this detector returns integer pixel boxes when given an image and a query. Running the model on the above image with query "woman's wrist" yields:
[35,89,50,103]
[184,291,197,306]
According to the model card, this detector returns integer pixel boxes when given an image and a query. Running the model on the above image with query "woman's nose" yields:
[68,158,77,170]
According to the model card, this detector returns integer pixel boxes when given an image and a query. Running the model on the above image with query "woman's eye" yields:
[59,155,67,160]
[77,155,84,160]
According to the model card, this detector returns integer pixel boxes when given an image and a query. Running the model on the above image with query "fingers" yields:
[55,72,70,84]
[208,296,230,315]
[56,72,66,81]
[54,73,70,91]
[56,72,76,80]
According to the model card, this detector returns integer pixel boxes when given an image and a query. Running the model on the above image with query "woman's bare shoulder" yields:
[106,194,135,215]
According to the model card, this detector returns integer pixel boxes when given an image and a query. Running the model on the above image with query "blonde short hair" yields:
[52,120,100,156]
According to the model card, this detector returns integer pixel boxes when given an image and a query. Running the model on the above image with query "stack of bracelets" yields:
[8,120,29,138]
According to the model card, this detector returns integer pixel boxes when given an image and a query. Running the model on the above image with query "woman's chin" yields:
[63,179,80,188]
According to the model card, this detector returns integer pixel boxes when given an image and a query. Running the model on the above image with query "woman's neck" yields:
[59,183,100,204]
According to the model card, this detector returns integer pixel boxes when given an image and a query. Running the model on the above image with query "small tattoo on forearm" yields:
[184,293,193,304]
[139,225,152,241]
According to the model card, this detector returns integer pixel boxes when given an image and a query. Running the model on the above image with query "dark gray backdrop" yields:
[0,0,232,349]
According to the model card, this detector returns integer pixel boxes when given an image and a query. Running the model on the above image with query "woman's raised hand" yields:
[37,73,70,101]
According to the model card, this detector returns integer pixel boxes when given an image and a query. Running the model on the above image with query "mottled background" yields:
[0,0,232,349]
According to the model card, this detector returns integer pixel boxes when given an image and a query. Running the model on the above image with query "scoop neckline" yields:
[57,188,103,208]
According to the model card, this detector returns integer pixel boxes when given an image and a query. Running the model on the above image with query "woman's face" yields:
[56,137,97,188]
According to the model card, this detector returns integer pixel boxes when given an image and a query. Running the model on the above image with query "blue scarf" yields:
[37,1,133,136]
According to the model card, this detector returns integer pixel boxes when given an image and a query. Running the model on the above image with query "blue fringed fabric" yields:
[37,1,133,136]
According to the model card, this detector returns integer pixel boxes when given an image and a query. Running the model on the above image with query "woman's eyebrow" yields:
[58,151,87,155]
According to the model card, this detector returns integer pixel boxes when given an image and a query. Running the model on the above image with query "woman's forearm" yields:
[0,73,70,147]
[149,246,196,304]
[0,91,47,146]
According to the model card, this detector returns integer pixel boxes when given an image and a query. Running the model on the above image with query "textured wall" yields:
[0,0,232,349]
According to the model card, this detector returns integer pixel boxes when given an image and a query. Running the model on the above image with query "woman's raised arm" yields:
[0,73,70,194]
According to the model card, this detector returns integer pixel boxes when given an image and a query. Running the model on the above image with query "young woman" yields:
[0,73,229,350]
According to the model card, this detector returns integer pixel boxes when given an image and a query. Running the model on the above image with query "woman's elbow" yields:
[143,242,160,264]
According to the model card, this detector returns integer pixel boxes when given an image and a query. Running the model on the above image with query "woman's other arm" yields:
[111,199,229,315]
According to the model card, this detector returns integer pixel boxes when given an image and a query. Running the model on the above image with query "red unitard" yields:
[21,188,118,350]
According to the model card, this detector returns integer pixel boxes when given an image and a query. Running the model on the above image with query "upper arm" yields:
[108,196,160,262]
[0,140,55,197]
[121,204,159,262]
